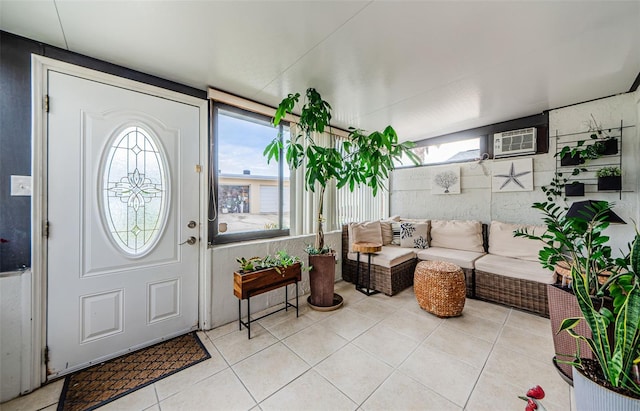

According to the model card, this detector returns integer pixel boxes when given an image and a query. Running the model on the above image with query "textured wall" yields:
[208,230,342,329]
[0,34,41,271]
[0,270,30,402]
[390,91,639,254]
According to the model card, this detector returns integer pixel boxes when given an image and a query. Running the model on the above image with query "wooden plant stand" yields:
[233,262,301,339]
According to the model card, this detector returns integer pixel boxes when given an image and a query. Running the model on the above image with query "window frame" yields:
[395,134,488,169]
[209,102,290,245]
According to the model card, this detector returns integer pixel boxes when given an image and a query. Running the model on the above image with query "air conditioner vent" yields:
[493,127,537,158]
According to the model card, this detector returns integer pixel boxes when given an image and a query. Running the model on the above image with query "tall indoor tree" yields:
[264,88,420,252]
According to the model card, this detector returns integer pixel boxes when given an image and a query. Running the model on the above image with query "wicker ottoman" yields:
[414,260,466,317]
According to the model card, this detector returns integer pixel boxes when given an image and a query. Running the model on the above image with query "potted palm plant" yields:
[516,201,640,408]
[265,88,419,308]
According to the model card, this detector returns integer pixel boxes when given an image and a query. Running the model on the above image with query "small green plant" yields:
[553,114,616,188]
[586,113,613,140]
[596,166,622,178]
[304,243,332,255]
[541,172,568,201]
[236,256,262,272]
[236,250,303,273]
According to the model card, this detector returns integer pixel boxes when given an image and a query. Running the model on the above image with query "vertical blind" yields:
[335,134,388,225]
[290,130,388,236]
[336,178,387,225]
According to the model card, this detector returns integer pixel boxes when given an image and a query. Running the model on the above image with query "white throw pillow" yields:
[489,221,546,262]
[400,222,429,249]
[430,220,484,252]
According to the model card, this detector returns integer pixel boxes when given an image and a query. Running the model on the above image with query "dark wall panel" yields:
[0,33,41,271]
[0,31,205,272]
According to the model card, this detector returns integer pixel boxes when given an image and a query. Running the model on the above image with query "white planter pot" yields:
[573,366,640,411]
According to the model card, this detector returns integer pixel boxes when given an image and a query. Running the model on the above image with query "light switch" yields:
[11,175,32,196]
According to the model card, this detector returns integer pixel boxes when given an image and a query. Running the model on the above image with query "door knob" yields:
[187,221,197,229]
[179,236,197,245]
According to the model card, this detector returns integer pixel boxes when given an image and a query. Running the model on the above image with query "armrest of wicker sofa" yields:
[416,247,484,298]
[341,224,417,296]
[473,221,554,317]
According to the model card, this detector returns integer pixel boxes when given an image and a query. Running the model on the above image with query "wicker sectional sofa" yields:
[473,221,554,317]
[341,224,417,296]
[341,219,554,317]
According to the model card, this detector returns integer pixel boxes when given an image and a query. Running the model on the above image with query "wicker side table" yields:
[414,260,465,317]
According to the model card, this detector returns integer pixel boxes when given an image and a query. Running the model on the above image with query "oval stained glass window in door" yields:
[103,126,168,255]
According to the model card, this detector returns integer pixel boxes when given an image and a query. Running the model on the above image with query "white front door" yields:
[46,70,201,377]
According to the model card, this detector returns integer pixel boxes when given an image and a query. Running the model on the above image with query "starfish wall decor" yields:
[492,158,534,192]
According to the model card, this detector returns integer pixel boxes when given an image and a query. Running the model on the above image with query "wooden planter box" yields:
[234,262,302,300]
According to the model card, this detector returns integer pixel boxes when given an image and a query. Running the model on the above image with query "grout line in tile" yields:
[460,307,513,410]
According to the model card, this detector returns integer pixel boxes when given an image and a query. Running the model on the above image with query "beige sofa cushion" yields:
[416,247,485,269]
[474,254,555,284]
[348,221,383,252]
[380,215,401,245]
[400,222,429,249]
[347,245,416,268]
[489,221,546,262]
[430,220,484,252]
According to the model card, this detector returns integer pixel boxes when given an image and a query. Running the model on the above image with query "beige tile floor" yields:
[2,281,572,410]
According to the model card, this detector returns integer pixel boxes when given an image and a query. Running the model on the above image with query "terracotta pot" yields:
[308,254,336,307]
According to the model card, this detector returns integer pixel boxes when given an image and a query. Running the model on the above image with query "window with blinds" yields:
[336,175,387,225]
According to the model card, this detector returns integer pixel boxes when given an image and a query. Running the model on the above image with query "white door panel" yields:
[47,71,200,377]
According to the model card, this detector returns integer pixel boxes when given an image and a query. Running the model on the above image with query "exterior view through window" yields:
[412,137,480,165]
[212,105,290,243]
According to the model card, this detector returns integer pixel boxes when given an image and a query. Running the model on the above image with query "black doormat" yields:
[57,332,210,411]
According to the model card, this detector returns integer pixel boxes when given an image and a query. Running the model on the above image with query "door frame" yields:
[29,55,210,390]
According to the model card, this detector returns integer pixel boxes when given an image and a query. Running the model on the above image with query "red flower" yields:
[525,398,538,411]
[526,385,545,400]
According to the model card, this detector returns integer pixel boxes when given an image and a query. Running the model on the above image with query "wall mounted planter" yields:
[565,182,585,197]
[601,138,618,155]
[597,176,621,191]
[561,152,582,166]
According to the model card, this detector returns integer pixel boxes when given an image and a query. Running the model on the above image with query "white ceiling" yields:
[1,1,639,142]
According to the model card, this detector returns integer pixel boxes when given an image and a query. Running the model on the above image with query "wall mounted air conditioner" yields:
[493,127,537,158]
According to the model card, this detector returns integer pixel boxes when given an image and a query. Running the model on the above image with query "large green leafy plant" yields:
[516,201,640,396]
[264,88,419,252]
